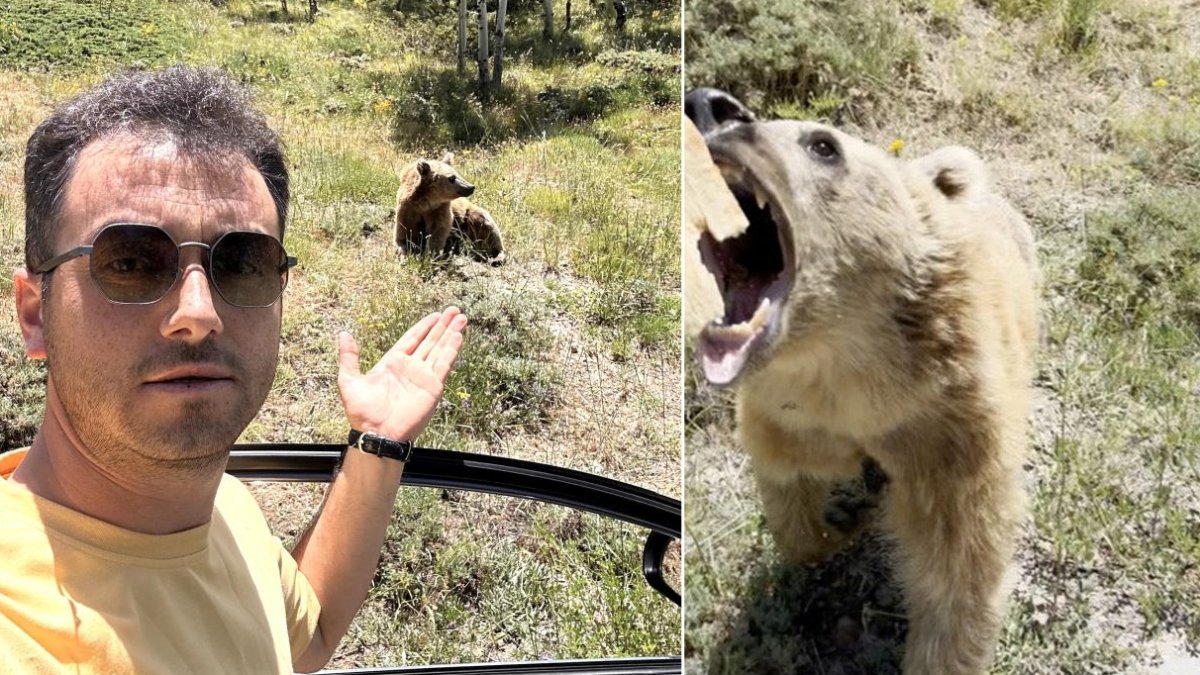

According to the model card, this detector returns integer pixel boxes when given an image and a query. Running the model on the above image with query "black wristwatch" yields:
[346,429,414,463]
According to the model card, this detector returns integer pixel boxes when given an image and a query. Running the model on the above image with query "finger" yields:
[414,309,455,362]
[431,330,465,379]
[377,312,439,372]
[429,314,468,375]
[443,313,468,342]
[336,331,361,383]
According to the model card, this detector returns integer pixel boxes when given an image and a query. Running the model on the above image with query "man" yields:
[1,65,468,673]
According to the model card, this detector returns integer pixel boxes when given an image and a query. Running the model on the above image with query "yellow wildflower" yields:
[140,22,157,36]
[888,138,905,156]
[1152,78,1168,90]
[456,390,471,401]
[373,99,393,114]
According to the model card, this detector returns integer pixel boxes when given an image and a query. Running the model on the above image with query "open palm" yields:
[336,307,468,443]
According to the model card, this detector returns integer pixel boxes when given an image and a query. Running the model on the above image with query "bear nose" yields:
[462,183,475,196]
[685,88,756,134]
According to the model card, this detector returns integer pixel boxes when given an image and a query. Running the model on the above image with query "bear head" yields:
[687,89,971,387]
[414,156,476,202]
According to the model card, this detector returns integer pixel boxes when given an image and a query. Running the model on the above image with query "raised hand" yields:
[336,306,468,443]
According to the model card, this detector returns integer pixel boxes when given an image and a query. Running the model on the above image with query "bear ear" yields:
[439,151,455,165]
[417,159,431,176]
[910,146,987,201]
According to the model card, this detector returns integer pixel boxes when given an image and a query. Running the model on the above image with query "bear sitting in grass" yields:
[394,153,506,265]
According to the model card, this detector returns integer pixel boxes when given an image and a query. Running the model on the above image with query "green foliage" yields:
[0,0,187,71]
[296,147,398,205]
[441,275,560,437]
[1076,191,1200,344]
[1110,106,1200,187]
[597,49,680,77]
[979,0,1105,53]
[983,0,1060,20]
[585,280,680,354]
[684,0,920,120]
[1058,0,1103,52]
[0,344,44,449]
[356,494,677,664]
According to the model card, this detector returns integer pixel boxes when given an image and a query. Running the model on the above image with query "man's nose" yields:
[161,264,223,344]
[685,88,756,135]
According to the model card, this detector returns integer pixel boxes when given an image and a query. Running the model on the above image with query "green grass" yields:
[348,492,676,664]
[0,0,680,667]
[0,0,192,71]
[684,0,921,120]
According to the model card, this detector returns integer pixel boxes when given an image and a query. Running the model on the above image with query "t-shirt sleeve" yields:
[276,539,323,663]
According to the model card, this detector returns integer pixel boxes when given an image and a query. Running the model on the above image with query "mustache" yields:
[135,341,243,380]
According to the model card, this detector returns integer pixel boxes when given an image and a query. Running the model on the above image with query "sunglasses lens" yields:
[89,225,179,303]
[211,232,289,307]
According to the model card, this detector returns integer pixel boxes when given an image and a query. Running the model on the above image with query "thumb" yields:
[337,330,361,383]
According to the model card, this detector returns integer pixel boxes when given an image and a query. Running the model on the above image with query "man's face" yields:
[34,135,283,474]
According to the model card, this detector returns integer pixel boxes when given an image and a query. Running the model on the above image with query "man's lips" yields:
[143,365,235,388]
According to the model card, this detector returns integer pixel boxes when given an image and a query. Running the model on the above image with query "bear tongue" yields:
[699,298,770,385]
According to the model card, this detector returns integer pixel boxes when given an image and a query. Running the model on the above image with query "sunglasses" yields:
[35,223,298,308]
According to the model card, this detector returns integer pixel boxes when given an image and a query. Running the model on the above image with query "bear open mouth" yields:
[696,159,796,386]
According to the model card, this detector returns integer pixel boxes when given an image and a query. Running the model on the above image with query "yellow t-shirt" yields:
[0,449,322,674]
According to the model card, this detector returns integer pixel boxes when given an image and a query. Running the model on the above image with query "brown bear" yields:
[685,89,1039,675]
[393,153,505,265]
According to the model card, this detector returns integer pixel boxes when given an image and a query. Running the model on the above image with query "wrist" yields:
[346,429,414,463]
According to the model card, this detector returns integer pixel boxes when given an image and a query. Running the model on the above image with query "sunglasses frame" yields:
[35,223,299,308]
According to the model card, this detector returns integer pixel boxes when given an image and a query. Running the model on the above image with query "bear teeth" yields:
[754,185,769,210]
[747,297,771,330]
[715,297,770,333]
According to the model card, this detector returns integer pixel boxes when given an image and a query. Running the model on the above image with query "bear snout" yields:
[457,180,476,197]
[686,87,755,135]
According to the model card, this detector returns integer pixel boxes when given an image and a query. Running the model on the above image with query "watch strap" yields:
[347,429,414,463]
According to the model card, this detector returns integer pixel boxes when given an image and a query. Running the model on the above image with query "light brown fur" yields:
[449,198,506,265]
[393,154,505,264]
[692,119,1038,674]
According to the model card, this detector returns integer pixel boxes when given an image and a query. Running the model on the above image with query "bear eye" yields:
[805,132,841,163]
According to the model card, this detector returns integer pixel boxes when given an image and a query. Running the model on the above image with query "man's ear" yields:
[14,268,46,360]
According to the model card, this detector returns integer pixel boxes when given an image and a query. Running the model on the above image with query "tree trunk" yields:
[542,0,553,38]
[280,0,288,15]
[307,0,317,23]
[457,0,467,75]
[564,0,571,31]
[614,0,626,32]
[477,0,489,100]
[492,0,507,86]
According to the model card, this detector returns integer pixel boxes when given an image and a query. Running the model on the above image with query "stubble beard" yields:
[43,304,278,479]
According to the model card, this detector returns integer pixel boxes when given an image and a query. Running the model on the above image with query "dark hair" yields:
[23,65,289,269]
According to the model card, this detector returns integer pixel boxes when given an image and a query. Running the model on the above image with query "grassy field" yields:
[0,0,681,667]
[685,0,1200,673]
